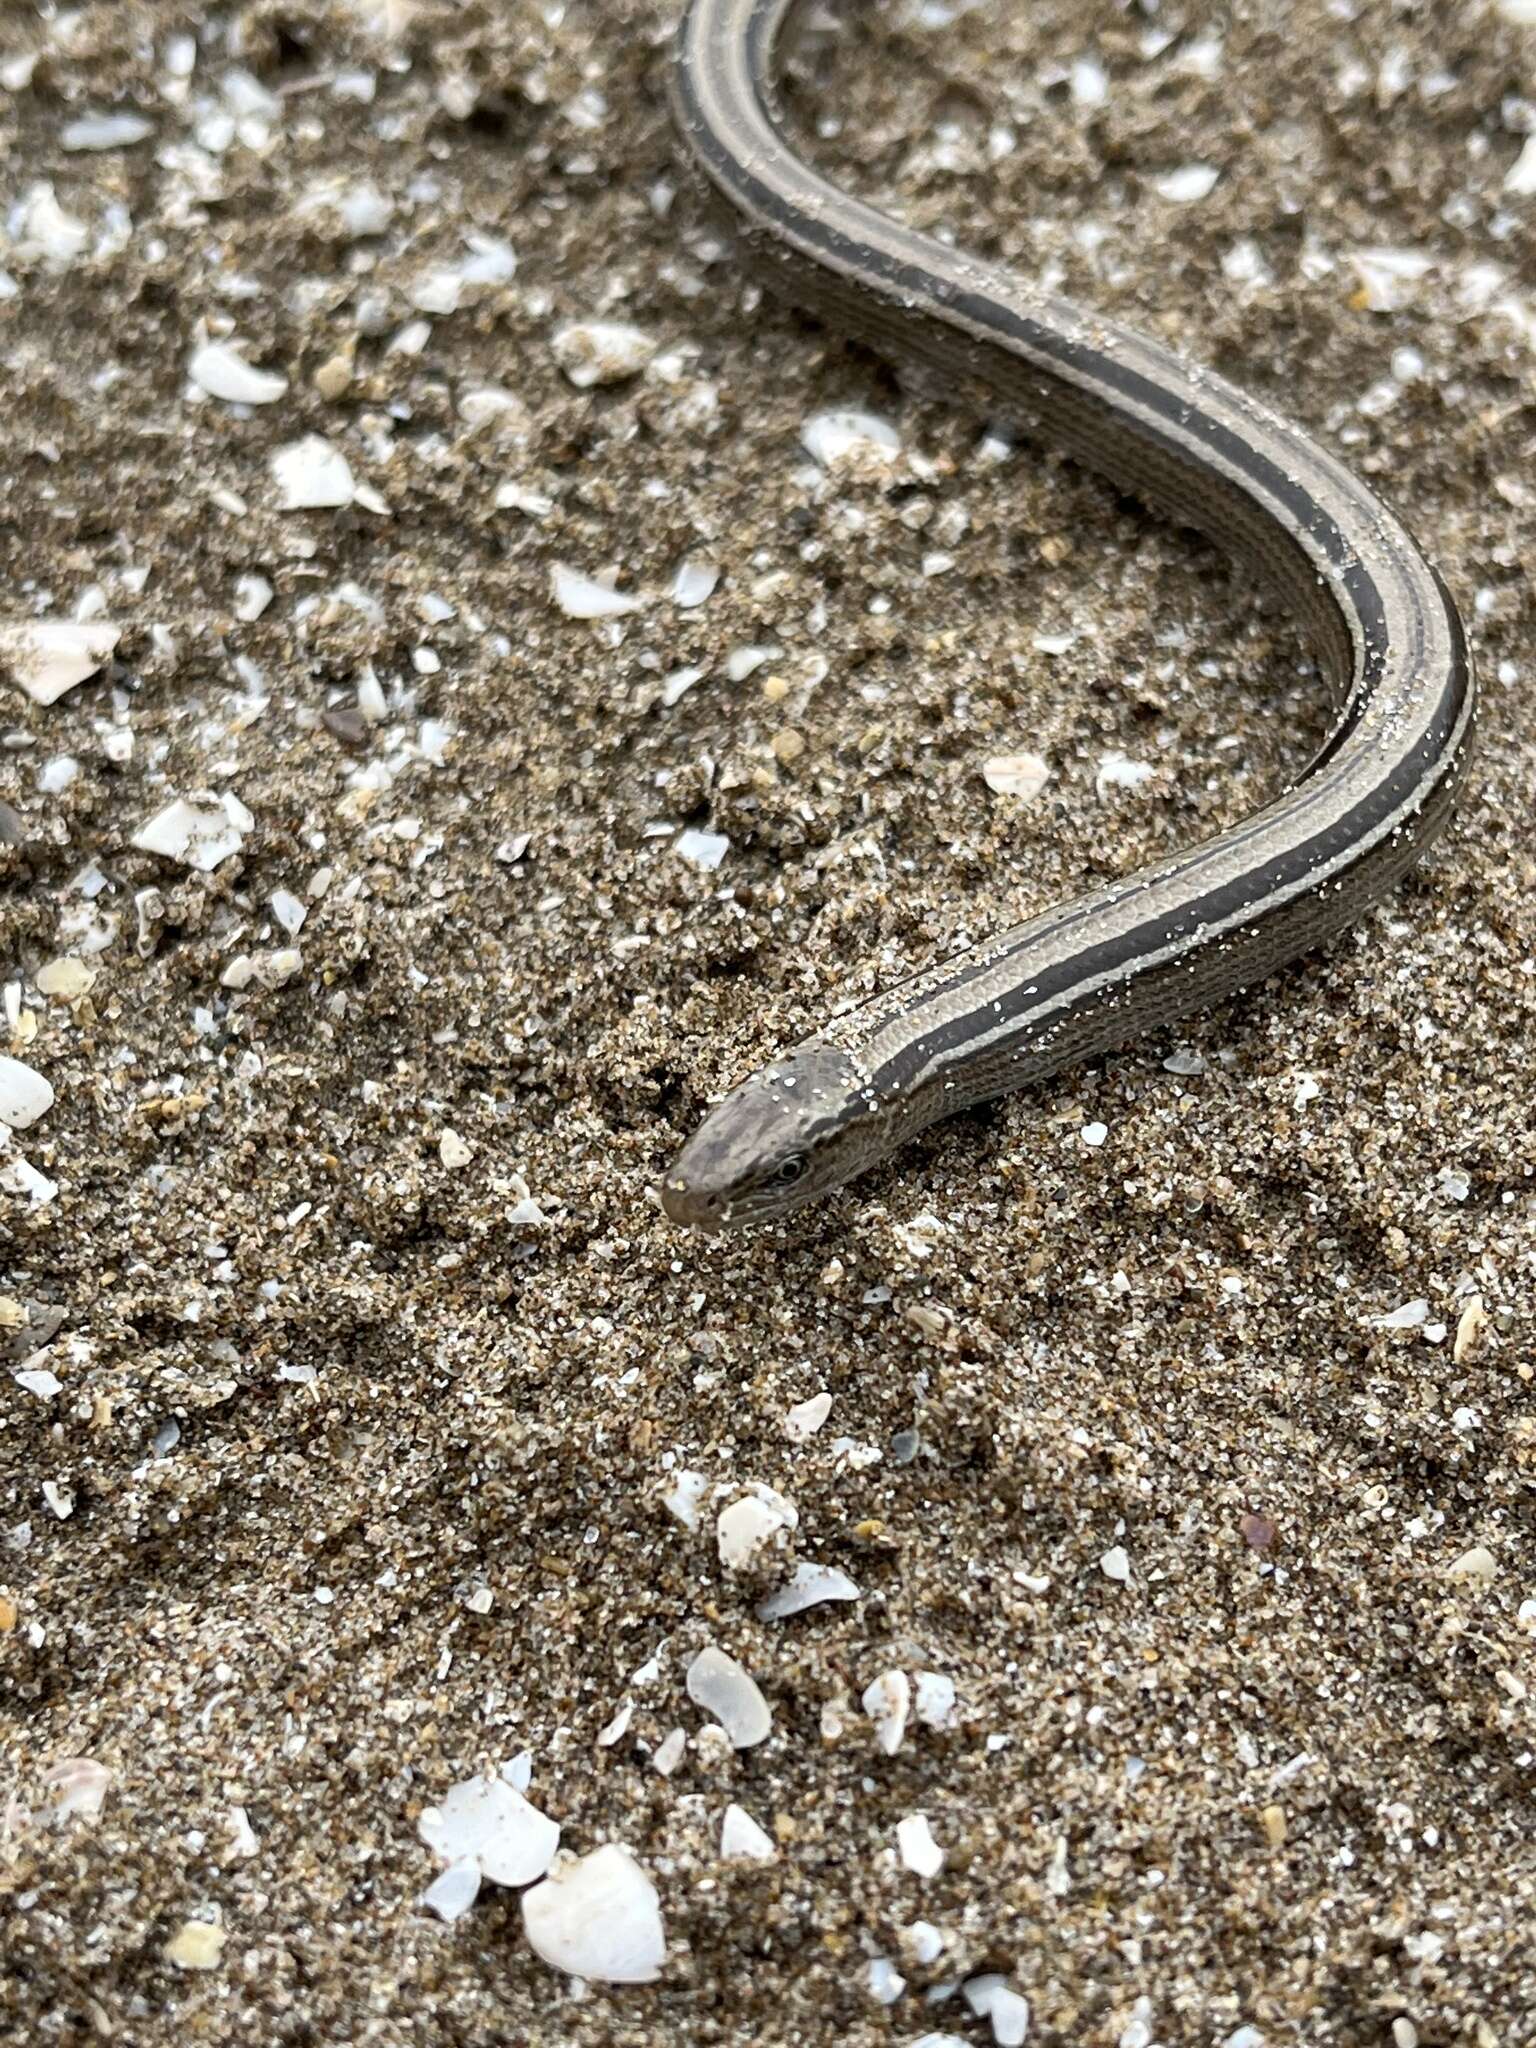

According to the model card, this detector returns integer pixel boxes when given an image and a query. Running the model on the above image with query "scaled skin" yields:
[661,1045,879,1230]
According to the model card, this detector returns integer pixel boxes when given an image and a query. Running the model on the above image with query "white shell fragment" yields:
[270,435,356,509]
[270,888,306,936]
[11,183,88,270]
[756,1562,862,1621]
[250,948,304,995]
[1151,164,1220,203]
[132,793,253,872]
[661,1468,709,1530]
[783,1390,832,1440]
[550,562,644,619]
[596,1700,633,1748]
[1100,1545,1132,1583]
[226,1807,258,1865]
[982,752,1051,799]
[421,1861,482,1922]
[897,1811,945,1878]
[45,1756,113,1820]
[1349,247,1433,314]
[868,1956,907,2004]
[725,644,776,681]
[520,1844,666,1983]
[62,112,154,151]
[964,1975,1031,2045]
[1373,1297,1430,1331]
[0,1057,54,1132]
[1070,56,1109,107]
[190,340,288,405]
[720,1803,777,1861]
[0,620,120,706]
[1096,751,1156,795]
[716,1484,797,1570]
[671,556,719,608]
[552,320,657,388]
[1507,136,1536,197]
[660,664,705,708]
[234,574,273,621]
[862,1669,911,1755]
[801,408,901,465]
[914,1670,959,1730]
[674,828,729,872]
[417,1775,560,1888]
[1446,1545,1497,1585]
[1,1156,57,1206]
[651,1728,687,1775]
[686,1645,772,1748]
[904,1921,945,1966]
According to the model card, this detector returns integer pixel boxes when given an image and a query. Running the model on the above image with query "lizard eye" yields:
[772,1154,807,1186]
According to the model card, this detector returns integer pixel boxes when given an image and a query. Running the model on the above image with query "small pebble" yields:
[46,1757,112,1820]
[913,1671,958,1730]
[1096,751,1156,795]
[164,1921,226,1971]
[234,575,273,622]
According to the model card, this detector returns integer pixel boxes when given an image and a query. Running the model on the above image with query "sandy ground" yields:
[2,0,1534,2042]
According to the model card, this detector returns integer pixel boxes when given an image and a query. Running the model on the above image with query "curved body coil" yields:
[662,0,1473,1231]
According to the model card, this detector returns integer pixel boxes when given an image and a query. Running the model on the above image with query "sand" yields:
[2,1,1534,2042]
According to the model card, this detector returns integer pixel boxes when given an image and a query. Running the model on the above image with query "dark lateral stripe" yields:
[864,671,1469,1100]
